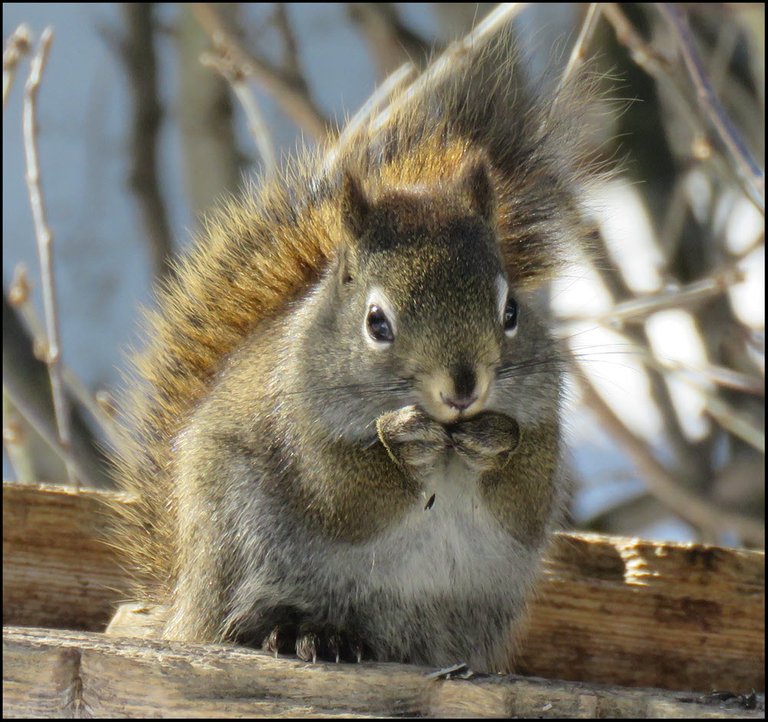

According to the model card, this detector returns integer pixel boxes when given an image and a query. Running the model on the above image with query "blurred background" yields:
[3,3,764,548]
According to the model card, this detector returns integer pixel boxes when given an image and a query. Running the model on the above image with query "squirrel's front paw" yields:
[265,624,368,663]
[377,405,450,476]
[449,412,521,473]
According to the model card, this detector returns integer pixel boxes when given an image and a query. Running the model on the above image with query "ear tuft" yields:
[457,154,496,223]
[341,170,371,237]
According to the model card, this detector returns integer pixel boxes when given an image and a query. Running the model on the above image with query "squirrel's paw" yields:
[377,405,450,476]
[450,412,521,473]
[265,624,368,664]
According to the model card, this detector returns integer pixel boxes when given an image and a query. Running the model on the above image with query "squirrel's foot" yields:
[377,405,450,476]
[266,624,368,664]
[449,412,521,473]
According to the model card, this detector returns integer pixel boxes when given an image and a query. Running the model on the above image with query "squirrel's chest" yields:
[343,456,527,600]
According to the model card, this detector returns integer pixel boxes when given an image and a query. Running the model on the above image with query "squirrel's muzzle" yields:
[421,363,492,423]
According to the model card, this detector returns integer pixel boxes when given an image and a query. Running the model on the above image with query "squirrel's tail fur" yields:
[112,29,605,602]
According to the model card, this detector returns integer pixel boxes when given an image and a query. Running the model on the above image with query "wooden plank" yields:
[516,533,765,692]
[3,482,765,693]
[2,482,127,631]
[3,627,764,719]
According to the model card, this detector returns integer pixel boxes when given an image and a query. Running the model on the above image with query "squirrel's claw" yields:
[264,623,299,657]
[347,633,365,664]
[327,632,342,663]
[296,631,320,663]
[264,625,281,658]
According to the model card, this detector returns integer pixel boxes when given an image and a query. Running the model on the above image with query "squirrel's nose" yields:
[421,364,490,423]
[440,392,478,411]
[441,364,478,411]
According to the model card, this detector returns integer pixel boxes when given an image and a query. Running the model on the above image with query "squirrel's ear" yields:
[334,239,359,287]
[457,154,496,223]
[341,170,371,237]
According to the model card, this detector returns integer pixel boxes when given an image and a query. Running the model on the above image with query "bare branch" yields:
[556,3,602,93]
[369,3,531,135]
[324,60,416,171]
[3,389,37,483]
[200,51,276,176]
[8,264,123,445]
[119,3,175,282]
[3,23,32,107]
[22,28,79,489]
[347,3,433,78]
[176,4,242,218]
[602,2,763,212]
[705,395,765,453]
[556,264,745,327]
[658,359,764,397]
[2,379,97,488]
[272,3,302,81]
[658,3,764,212]
[576,376,764,547]
[192,3,332,140]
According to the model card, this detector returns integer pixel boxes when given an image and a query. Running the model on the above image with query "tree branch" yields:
[193,3,333,140]
[119,3,175,282]
[658,3,764,212]
[22,28,79,488]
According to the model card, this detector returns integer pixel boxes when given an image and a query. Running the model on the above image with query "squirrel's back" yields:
[113,30,601,607]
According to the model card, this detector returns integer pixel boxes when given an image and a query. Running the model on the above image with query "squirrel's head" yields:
[295,153,560,436]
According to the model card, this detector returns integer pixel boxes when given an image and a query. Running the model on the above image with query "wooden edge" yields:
[3,626,765,719]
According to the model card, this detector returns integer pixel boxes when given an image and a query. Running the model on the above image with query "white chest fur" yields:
[337,453,533,602]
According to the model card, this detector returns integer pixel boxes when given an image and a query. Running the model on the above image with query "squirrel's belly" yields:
[339,454,537,604]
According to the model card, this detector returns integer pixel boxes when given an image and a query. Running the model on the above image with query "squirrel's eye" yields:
[367,305,394,343]
[503,297,519,336]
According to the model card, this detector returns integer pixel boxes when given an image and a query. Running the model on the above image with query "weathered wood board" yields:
[3,481,765,697]
[517,532,765,692]
[3,482,126,631]
[3,626,764,718]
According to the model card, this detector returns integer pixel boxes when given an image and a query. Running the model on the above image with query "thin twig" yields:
[556,3,602,95]
[8,264,123,444]
[656,166,695,260]
[2,379,97,487]
[323,61,416,172]
[3,389,37,483]
[3,23,32,107]
[576,375,764,547]
[200,51,276,176]
[602,2,763,213]
[272,3,302,81]
[704,396,765,453]
[658,3,764,212]
[347,3,433,78]
[22,28,79,488]
[708,15,741,95]
[658,359,764,397]
[193,3,332,140]
[556,264,745,327]
[370,3,531,135]
[602,3,710,139]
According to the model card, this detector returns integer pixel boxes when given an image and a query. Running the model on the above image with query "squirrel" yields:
[112,30,602,672]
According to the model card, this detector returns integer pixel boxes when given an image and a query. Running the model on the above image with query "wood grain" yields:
[3,626,764,719]
[2,482,127,631]
[517,532,765,691]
